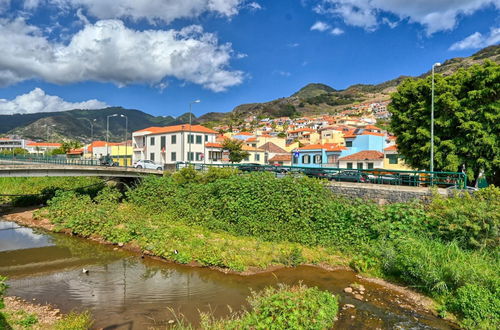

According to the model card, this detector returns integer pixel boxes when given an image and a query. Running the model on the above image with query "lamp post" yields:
[430,62,441,173]
[188,100,201,163]
[106,114,118,156]
[120,114,128,167]
[45,124,56,143]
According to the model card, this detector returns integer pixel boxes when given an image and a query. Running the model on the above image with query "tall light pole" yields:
[106,114,118,156]
[120,114,128,166]
[430,62,441,173]
[45,124,55,142]
[188,100,201,163]
[80,118,96,156]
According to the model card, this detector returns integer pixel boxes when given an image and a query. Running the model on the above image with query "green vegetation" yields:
[0,177,104,206]
[176,284,338,329]
[54,311,93,330]
[221,139,250,163]
[389,61,500,186]
[0,148,28,156]
[13,170,498,328]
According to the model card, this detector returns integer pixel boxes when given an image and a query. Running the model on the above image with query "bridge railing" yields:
[0,154,100,166]
[176,162,467,188]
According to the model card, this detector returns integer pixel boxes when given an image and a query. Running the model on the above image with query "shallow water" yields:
[0,219,456,329]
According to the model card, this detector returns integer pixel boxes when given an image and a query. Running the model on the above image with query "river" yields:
[0,219,456,329]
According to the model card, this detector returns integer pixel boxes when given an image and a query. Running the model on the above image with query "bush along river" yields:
[0,217,457,329]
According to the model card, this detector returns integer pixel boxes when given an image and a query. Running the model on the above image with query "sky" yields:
[0,0,498,118]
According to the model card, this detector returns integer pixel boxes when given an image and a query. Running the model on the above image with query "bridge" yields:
[0,164,162,178]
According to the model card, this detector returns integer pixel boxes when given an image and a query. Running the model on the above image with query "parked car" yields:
[330,170,369,183]
[238,163,266,172]
[99,155,118,167]
[367,173,402,185]
[302,168,333,179]
[134,160,164,170]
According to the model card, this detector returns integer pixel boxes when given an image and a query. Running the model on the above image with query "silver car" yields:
[133,160,163,170]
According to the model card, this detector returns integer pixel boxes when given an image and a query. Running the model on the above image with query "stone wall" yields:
[327,182,448,204]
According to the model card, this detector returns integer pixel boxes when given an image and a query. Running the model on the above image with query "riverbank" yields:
[1,171,498,328]
[0,206,444,321]
[1,296,92,330]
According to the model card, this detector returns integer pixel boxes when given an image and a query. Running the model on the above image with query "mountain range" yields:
[1,45,498,142]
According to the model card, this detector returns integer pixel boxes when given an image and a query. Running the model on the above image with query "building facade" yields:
[132,124,218,165]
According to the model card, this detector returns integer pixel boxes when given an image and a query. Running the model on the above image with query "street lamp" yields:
[188,100,201,163]
[430,62,441,173]
[45,124,56,142]
[120,114,128,166]
[106,114,118,156]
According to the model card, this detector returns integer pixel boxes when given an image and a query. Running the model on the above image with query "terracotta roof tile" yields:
[269,154,292,162]
[339,150,384,161]
[135,124,217,135]
[384,144,398,151]
[259,142,287,153]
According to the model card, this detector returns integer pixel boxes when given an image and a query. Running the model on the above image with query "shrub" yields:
[448,284,500,329]
[426,186,500,250]
[240,284,338,329]
[198,284,339,329]
[0,276,7,310]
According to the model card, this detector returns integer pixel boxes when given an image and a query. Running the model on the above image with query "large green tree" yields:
[389,61,499,185]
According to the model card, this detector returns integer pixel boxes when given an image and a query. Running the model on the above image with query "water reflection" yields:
[0,219,456,329]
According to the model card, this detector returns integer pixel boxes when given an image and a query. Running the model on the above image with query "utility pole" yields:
[430,62,441,173]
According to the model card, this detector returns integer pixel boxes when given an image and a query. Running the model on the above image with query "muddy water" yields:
[0,219,456,329]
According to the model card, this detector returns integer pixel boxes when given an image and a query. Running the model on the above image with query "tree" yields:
[0,148,28,156]
[389,61,500,185]
[222,139,250,163]
[50,141,83,155]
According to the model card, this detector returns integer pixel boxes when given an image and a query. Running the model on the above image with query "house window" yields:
[346,141,353,147]
[388,154,398,164]
[171,135,177,144]
[302,155,310,164]
[293,155,298,164]
[150,153,155,161]
[188,134,194,144]
[314,154,322,164]
[150,137,155,146]
[357,163,363,169]
[171,152,176,162]
[347,162,353,169]
[205,135,209,142]
[367,162,374,169]
[160,136,166,149]
[187,152,194,161]
[255,154,260,161]
[196,152,203,161]
[196,135,202,144]
[244,155,250,161]
[327,155,338,164]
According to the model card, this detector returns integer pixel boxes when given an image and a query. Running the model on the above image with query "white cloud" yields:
[311,21,331,31]
[449,27,500,50]
[25,0,250,24]
[287,42,300,47]
[0,18,244,92]
[330,27,344,35]
[0,88,108,114]
[247,2,262,10]
[316,0,500,34]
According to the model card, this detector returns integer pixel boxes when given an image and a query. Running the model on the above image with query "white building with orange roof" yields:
[26,142,62,155]
[132,124,218,165]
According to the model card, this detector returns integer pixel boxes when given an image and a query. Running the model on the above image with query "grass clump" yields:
[176,283,339,330]
[54,311,93,330]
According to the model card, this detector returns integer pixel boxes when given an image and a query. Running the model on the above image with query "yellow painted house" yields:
[383,145,413,170]
[110,144,133,166]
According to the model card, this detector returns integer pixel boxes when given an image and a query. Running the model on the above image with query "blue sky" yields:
[0,0,498,118]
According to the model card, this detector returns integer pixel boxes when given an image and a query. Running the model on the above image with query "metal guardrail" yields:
[176,162,467,188]
[0,155,100,166]
[0,155,466,188]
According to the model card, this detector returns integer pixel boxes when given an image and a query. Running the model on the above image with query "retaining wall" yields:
[328,182,448,204]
